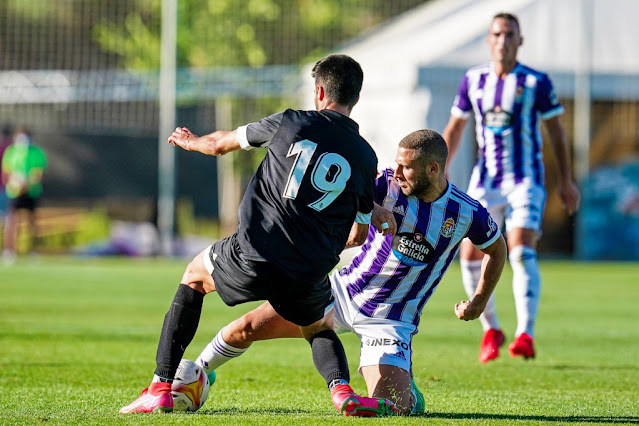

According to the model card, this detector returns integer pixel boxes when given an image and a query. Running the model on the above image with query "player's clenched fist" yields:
[454,300,482,321]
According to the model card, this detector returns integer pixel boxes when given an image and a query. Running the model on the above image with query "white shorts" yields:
[466,182,546,234]
[330,270,417,374]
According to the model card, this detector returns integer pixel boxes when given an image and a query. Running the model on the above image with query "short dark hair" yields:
[311,54,363,107]
[493,12,521,32]
[399,129,448,168]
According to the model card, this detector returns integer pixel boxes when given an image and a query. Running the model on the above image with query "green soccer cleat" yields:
[410,378,426,415]
[207,370,216,386]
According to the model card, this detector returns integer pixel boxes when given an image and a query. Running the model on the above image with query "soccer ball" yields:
[171,359,210,412]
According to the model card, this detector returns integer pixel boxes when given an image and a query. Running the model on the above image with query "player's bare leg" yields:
[224,302,303,347]
[27,209,38,254]
[361,364,421,415]
[3,207,18,263]
[196,302,302,377]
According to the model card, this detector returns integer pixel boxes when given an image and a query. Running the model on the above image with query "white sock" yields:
[510,245,541,338]
[196,328,248,374]
[461,259,500,331]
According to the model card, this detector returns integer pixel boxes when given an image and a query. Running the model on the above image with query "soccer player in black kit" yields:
[120,54,397,417]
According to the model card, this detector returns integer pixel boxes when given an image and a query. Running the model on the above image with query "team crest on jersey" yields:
[515,86,524,99]
[483,106,513,135]
[440,218,456,238]
[392,232,434,266]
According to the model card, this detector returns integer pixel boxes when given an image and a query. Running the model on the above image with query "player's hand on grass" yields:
[454,300,482,321]
[168,127,199,151]
[371,203,396,237]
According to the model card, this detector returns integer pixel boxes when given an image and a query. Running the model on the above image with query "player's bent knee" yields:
[300,314,334,341]
[181,253,216,294]
[508,244,536,263]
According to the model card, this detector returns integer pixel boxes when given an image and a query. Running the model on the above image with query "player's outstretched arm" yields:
[168,127,242,156]
[455,234,507,320]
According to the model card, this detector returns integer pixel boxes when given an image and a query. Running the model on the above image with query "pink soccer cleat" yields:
[119,382,174,414]
[479,329,506,363]
[508,333,535,359]
[330,384,397,417]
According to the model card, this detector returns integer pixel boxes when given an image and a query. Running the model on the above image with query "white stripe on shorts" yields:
[203,245,215,274]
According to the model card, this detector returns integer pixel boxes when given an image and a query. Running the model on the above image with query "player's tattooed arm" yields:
[168,127,242,156]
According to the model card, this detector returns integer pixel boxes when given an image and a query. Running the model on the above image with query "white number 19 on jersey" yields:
[283,139,351,212]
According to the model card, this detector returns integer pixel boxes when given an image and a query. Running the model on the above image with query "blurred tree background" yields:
[94,0,429,68]
[1,0,430,69]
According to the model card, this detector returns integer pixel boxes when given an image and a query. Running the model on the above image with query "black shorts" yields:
[11,195,38,211]
[204,233,334,327]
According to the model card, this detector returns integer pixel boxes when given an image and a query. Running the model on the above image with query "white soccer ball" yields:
[171,359,210,412]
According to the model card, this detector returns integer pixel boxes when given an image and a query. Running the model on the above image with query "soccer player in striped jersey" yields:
[442,12,580,363]
[194,129,507,415]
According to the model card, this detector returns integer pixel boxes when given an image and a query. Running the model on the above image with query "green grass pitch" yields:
[1,256,638,425]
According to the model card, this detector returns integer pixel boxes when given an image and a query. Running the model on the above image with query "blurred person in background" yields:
[442,12,580,363]
[0,125,12,219]
[2,127,47,263]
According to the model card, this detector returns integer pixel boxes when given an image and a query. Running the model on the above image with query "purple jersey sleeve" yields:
[373,168,392,204]
[450,73,472,118]
[535,74,564,120]
[466,205,501,249]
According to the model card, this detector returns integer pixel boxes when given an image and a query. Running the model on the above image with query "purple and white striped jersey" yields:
[451,62,564,189]
[336,169,501,327]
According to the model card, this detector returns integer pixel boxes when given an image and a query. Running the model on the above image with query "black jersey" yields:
[235,108,377,283]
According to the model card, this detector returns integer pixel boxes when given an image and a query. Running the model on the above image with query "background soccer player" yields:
[193,130,507,415]
[120,54,397,417]
[2,127,47,263]
[442,12,580,363]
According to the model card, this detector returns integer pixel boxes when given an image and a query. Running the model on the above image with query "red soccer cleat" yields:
[119,382,173,414]
[479,329,506,363]
[508,333,535,359]
[330,384,397,417]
